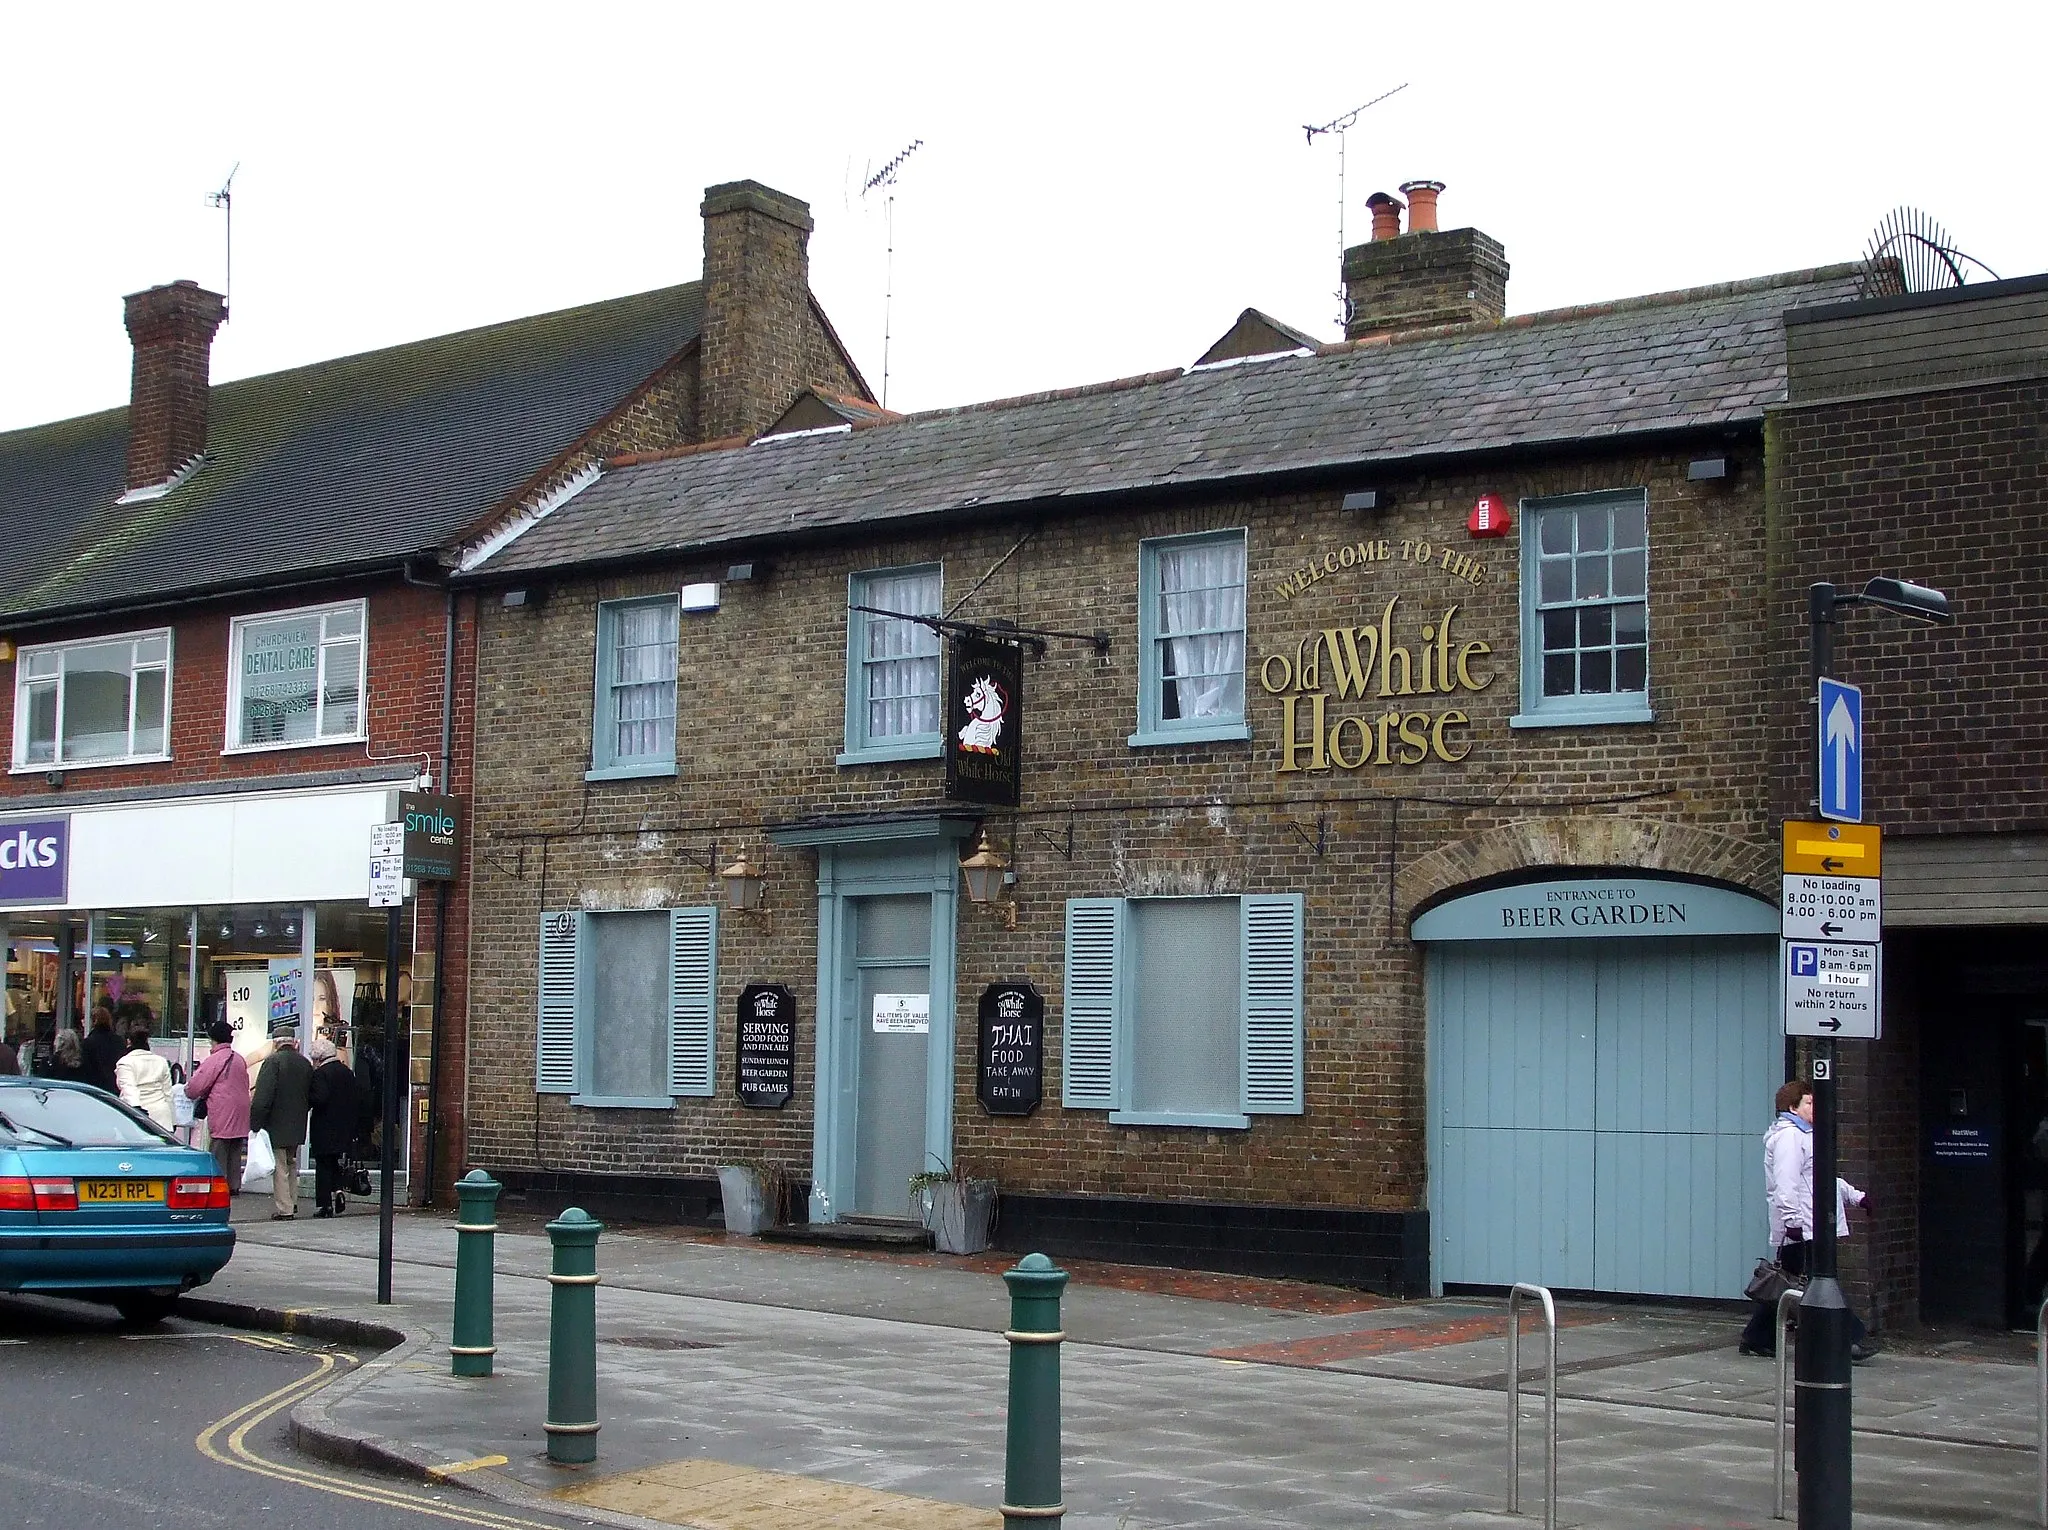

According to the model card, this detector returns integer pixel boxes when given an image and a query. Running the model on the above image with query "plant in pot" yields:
[908,1159,997,1255]
[716,1160,783,1236]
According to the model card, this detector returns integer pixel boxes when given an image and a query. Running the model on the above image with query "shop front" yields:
[1416,872,1781,1299]
[0,778,420,1178]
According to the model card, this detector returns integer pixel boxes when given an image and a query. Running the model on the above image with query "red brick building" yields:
[0,180,868,1206]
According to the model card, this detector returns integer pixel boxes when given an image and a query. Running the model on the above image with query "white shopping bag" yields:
[242,1129,276,1193]
[172,1083,196,1129]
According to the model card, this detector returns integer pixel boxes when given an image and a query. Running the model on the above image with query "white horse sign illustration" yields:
[945,634,1023,807]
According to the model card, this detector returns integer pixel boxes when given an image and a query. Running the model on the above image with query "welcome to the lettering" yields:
[1261,596,1493,771]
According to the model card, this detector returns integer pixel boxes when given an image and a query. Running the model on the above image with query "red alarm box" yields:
[1468,494,1513,538]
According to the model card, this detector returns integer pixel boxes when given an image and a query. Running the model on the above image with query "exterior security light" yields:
[1859,577,1952,626]
[720,849,766,913]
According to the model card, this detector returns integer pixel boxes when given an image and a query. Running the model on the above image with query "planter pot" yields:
[717,1166,773,1236]
[921,1178,997,1255]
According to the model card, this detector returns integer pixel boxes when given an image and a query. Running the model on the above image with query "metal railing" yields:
[1507,1282,1558,1530]
[2036,1296,2046,1528]
[1774,1286,1803,1520]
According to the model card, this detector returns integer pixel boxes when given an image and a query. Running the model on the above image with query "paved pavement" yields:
[197,1194,2042,1529]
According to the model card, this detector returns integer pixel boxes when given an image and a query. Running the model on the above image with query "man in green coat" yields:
[251,1021,314,1220]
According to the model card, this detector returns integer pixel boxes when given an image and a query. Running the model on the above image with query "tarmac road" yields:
[0,1294,607,1530]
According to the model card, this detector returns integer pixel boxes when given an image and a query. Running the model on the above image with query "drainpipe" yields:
[423,587,455,1206]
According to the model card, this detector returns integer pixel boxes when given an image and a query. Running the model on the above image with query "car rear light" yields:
[31,1178,78,1211]
[169,1175,230,1210]
[0,1177,33,1212]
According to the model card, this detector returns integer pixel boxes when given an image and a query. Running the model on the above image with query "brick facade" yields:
[1771,339,2048,1328]
[462,438,1780,1271]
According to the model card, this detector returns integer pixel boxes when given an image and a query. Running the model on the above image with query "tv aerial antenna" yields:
[861,138,924,410]
[207,163,239,314]
[1304,84,1408,328]
[1857,206,1999,299]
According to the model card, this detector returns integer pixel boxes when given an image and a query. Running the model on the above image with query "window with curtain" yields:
[12,630,172,767]
[1516,490,1652,726]
[591,596,679,777]
[842,566,942,762]
[1134,531,1247,744]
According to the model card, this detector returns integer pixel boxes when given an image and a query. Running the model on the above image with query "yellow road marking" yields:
[194,1346,568,1530]
[431,1455,512,1478]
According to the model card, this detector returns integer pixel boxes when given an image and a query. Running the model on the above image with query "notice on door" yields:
[872,993,930,1034]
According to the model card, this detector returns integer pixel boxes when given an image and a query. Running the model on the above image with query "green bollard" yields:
[544,1206,604,1465]
[1002,1251,1069,1526]
[450,1169,501,1377]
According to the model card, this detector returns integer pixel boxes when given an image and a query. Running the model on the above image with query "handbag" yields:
[1745,1256,1804,1305]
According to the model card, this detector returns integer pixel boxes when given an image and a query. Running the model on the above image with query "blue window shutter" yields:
[1062,898,1123,1109]
[537,911,580,1094]
[1241,893,1304,1114]
[667,905,718,1097]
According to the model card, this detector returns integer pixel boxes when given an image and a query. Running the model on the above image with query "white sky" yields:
[3,2,2043,434]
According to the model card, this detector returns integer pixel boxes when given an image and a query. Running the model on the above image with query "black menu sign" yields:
[945,633,1022,808]
[736,984,795,1109]
[976,982,1043,1116]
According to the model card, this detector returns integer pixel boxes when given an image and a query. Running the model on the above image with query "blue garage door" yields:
[1428,934,1778,1298]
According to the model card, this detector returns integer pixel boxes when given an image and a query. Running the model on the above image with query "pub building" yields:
[451,184,1868,1299]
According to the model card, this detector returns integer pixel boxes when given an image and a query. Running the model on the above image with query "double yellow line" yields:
[193,1339,555,1530]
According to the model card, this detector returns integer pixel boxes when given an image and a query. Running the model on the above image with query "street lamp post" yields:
[1798,577,1951,1530]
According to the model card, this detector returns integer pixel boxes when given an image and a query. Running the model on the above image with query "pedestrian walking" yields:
[114,1023,176,1130]
[249,1022,313,1220]
[306,1037,358,1218]
[1739,1079,1874,1360]
[0,1033,15,1075]
[42,1028,88,1083]
[82,1007,123,1093]
[185,1020,251,1191]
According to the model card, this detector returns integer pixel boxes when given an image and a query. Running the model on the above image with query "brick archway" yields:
[1397,814,1775,929]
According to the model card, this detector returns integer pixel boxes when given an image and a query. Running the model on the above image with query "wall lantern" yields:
[960,831,1018,929]
[1467,494,1513,538]
[720,847,767,913]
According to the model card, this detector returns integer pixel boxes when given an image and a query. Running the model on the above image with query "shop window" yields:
[11,629,171,769]
[226,601,366,751]
[589,596,680,780]
[1132,531,1249,746]
[534,906,716,1107]
[1514,490,1652,727]
[840,565,942,764]
[1062,893,1303,1127]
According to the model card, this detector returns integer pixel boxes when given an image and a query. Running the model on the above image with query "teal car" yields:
[0,1076,236,1322]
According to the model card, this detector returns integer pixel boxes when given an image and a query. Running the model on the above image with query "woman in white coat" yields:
[1739,1078,1873,1359]
[114,1023,177,1132]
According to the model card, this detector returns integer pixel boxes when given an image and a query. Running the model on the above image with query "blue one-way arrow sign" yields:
[1818,677,1863,824]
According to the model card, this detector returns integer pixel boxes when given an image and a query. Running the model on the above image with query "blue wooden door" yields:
[1431,936,1775,1297]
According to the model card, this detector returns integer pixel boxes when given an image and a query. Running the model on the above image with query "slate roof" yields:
[471,264,1862,581]
[0,282,705,624]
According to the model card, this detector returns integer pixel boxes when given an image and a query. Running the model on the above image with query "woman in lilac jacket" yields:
[185,1019,252,1191]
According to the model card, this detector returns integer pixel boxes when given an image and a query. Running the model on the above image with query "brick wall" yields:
[1770,372,2048,1328]
[462,440,1781,1225]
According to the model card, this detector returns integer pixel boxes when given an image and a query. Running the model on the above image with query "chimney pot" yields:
[1366,192,1404,243]
[1399,180,1446,234]
[121,280,226,493]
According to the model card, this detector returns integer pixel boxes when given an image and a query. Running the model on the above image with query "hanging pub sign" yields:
[735,984,796,1109]
[399,790,464,882]
[945,632,1022,808]
[976,982,1043,1116]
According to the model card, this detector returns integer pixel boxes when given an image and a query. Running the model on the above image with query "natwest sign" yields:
[0,815,69,907]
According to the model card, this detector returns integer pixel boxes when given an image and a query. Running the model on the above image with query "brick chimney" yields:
[1341,181,1508,341]
[122,280,227,492]
[698,180,818,443]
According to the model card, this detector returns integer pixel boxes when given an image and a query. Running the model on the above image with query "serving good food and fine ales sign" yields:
[736,984,796,1108]
[1260,536,1497,774]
